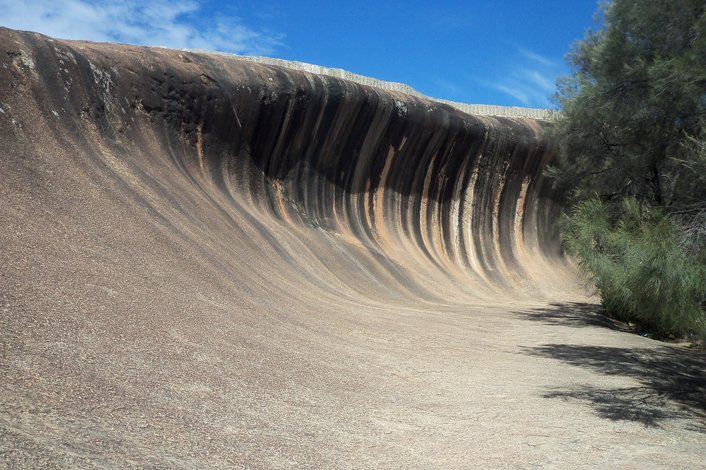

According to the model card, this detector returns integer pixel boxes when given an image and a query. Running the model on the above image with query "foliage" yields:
[563,197,706,338]
[547,0,706,209]
[549,0,706,338]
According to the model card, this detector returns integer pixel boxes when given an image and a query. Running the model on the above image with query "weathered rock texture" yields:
[1,28,704,468]
[202,53,554,120]
[0,29,573,301]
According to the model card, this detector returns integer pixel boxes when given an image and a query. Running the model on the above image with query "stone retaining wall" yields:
[195,52,554,120]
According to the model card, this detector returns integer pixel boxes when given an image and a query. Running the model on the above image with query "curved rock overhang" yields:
[0,27,579,306]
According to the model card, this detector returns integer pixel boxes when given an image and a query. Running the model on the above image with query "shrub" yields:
[563,196,706,339]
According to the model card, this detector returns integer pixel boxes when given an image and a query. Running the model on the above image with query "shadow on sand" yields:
[517,302,629,331]
[518,303,706,431]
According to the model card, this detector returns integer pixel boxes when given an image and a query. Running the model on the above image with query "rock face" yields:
[207,53,554,120]
[0,28,575,303]
[1,28,646,467]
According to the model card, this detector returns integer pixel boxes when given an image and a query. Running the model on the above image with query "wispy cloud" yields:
[0,0,283,55]
[481,47,561,108]
[433,78,463,96]
[518,47,555,68]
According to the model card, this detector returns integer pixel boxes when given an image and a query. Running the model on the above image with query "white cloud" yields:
[481,47,561,107]
[518,47,556,68]
[520,68,555,93]
[0,0,283,56]
[492,83,531,105]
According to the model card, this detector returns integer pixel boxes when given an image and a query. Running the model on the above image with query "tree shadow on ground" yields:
[518,304,706,432]
[516,302,630,331]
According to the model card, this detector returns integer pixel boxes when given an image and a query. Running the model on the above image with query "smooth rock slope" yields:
[1,28,704,468]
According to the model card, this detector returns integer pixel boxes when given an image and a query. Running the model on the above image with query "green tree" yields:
[563,197,706,337]
[549,0,706,338]
[549,0,706,209]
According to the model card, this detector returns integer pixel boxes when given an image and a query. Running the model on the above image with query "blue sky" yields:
[0,0,599,108]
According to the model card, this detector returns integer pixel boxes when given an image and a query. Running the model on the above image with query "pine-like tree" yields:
[549,0,706,338]
[549,0,706,210]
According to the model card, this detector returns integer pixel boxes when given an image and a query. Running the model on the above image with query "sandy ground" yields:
[2,290,705,468]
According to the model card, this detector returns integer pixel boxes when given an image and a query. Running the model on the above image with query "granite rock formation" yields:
[4,28,702,468]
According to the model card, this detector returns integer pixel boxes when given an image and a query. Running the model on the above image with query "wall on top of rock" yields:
[191,51,554,120]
